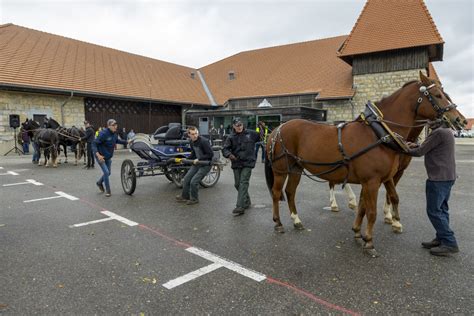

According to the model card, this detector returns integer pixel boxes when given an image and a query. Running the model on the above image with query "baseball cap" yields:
[232,117,242,125]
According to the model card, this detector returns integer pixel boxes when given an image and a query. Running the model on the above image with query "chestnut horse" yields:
[265,72,466,254]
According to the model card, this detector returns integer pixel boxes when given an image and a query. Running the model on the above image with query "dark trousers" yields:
[426,179,457,247]
[233,167,252,208]
[86,143,94,167]
[32,142,40,162]
[181,165,212,201]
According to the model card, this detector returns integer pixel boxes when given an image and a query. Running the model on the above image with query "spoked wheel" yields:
[170,168,187,188]
[121,159,137,195]
[164,167,174,182]
[200,165,221,188]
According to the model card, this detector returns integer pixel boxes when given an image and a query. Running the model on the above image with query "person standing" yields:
[81,121,95,169]
[218,124,226,140]
[406,120,459,256]
[92,119,128,197]
[20,127,30,154]
[127,129,136,142]
[222,118,260,215]
[176,126,213,205]
[255,121,268,163]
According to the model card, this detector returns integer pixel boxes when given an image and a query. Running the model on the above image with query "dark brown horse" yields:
[22,119,60,167]
[265,72,466,254]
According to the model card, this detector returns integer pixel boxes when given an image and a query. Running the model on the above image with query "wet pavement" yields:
[1,145,473,315]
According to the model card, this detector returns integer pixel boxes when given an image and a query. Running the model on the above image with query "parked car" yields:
[459,130,473,138]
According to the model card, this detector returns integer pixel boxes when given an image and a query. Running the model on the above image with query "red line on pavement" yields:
[138,224,192,249]
[266,277,361,316]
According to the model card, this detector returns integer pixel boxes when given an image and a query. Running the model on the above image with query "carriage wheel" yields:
[164,168,174,182]
[200,165,221,188]
[121,159,137,195]
[171,169,186,188]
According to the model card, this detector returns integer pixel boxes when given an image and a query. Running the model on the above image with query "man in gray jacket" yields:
[407,120,459,256]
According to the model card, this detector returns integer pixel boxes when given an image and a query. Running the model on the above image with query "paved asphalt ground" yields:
[1,144,473,315]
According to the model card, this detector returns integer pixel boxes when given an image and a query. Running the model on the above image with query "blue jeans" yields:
[255,142,265,162]
[22,142,30,154]
[426,180,457,247]
[181,165,212,201]
[32,142,40,162]
[96,158,112,193]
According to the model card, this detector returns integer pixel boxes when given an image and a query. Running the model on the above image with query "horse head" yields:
[45,117,61,129]
[416,72,467,130]
[22,119,40,131]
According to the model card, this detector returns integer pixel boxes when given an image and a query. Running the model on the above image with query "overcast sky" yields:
[0,0,473,117]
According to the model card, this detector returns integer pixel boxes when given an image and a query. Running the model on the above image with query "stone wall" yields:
[0,90,84,154]
[352,68,427,114]
[321,99,355,122]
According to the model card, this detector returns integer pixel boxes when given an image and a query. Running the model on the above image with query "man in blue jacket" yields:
[92,119,128,197]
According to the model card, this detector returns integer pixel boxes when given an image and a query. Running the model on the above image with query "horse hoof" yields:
[331,206,340,212]
[348,203,357,210]
[391,225,403,234]
[363,248,379,258]
[384,218,393,224]
[274,225,285,233]
[53,165,57,168]
[293,222,304,230]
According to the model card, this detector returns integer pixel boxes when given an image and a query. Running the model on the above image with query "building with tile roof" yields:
[1,0,445,153]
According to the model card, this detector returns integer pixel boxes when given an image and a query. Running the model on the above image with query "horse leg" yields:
[63,144,68,163]
[328,183,339,212]
[53,147,58,168]
[383,193,394,224]
[352,188,366,239]
[272,172,287,233]
[362,180,381,253]
[344,184,358,210]
[286,173,304,230]
[384,180,402,233]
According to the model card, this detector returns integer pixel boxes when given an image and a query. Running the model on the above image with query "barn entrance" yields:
[84,97,182,134]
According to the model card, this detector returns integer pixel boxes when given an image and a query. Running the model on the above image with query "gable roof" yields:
[0,23,210,105]
[338,0,444,64]
[200,35,354,104]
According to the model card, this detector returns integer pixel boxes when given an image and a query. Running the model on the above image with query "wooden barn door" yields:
[84,98,182,134]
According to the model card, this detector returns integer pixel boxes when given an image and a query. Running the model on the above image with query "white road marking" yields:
[0,171,19,176]
[24,196,62,203]
[55,191,79,201]
[163,247,266,290]
[162,263,222,289]
[24,191,78,203]
[0,167,3,169]
[3,179,43,187]
[101,210,139,226]
[70,217,114,228]
[186,247,266,282]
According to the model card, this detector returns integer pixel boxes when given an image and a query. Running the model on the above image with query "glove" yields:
[193,159,199,165]
[228,154,237,161]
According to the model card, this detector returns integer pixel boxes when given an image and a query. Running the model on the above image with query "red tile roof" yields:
[0,24,210,105]
[200,36,354,104]
[338,0,444,64]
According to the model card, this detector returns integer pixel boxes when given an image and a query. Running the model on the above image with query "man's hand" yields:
[96,153,105,163]
[228,154,237,161]
[406,142,419,149]
[193,159,199,165]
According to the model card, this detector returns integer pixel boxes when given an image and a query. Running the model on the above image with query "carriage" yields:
[120,123,225,195]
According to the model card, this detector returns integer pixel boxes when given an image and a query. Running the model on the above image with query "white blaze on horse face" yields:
[290,212,302,224]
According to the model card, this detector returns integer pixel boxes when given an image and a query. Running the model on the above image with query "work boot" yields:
[232,207,245,216]
[421,239,441,249]
[175,195,188,203]
[430,245,459,257]
[96,182,105,193]
[186,199,199,205]
[105,191,111,197]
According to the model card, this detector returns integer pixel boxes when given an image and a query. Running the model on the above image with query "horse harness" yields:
[268,82,453,185]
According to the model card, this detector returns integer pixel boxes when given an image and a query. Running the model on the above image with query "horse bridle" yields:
[415,83,457,118]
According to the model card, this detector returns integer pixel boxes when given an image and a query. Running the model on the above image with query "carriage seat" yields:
[153,123,183,140]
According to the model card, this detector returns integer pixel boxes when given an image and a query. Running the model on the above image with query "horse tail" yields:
[264,157,274,198]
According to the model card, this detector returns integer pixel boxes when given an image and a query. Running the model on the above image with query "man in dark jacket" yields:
[222,118,260,215]
[92,119,128,197]
[406,120,459,256]
[176,126,213,205]
[81,121,95,169]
